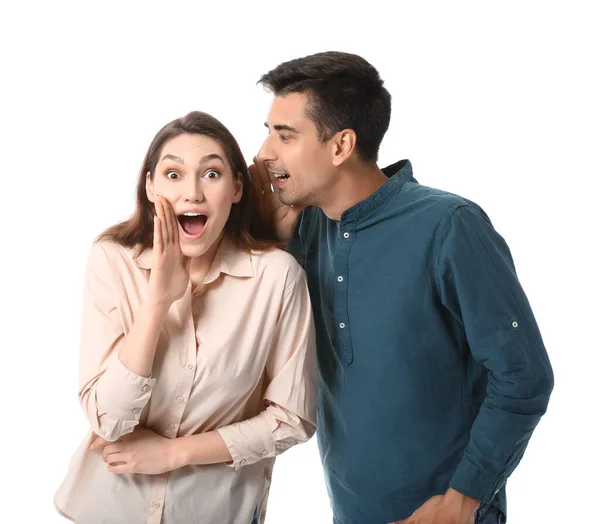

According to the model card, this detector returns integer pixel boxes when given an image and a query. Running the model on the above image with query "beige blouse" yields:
[54,238,318,524]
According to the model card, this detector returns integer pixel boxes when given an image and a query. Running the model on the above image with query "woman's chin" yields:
[179,242,209,259]
[178,226,226,260]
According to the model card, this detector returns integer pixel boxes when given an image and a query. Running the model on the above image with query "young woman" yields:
[54,111,317,524]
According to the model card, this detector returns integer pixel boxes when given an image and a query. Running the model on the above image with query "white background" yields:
[0,1,598,523]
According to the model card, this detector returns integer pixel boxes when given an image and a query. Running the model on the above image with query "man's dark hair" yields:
[258,51,391,162]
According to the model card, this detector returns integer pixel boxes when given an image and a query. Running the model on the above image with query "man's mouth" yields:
[177,212,208,239]
[271,172,290,188]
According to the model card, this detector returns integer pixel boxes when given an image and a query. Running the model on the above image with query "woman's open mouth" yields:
[177,212,208,240]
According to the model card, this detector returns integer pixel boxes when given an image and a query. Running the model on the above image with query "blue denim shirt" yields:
[290,160,553,523]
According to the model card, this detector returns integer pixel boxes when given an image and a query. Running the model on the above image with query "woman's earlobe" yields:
[145,171,156,203]
[233,173,243,203]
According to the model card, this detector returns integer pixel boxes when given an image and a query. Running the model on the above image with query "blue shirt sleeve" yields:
[435,204,554,503]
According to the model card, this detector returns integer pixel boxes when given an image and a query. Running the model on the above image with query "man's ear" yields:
[331,129,357,167]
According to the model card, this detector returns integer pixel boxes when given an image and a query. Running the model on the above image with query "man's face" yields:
[258,92,336,207]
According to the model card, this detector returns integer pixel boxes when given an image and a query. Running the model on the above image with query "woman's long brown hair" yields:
[97,111,280,252]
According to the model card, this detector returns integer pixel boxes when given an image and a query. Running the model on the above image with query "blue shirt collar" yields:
[340,159,416,223]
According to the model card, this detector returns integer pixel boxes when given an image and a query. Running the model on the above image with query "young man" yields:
[251,51,553,524]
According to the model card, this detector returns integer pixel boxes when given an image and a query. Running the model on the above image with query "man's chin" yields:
[277,191,302,207]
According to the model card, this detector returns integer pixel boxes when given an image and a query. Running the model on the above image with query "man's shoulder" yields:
[402,181,479,214]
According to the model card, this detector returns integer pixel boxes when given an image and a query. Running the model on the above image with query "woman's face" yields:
[145,133,243,259]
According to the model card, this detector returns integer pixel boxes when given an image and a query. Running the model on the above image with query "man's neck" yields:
[320,162,388,221]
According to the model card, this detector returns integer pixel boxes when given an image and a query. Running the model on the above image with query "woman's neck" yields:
[189,233,224,290]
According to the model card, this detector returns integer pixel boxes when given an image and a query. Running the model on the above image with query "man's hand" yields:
[90,426,182,475]
[249,157,303,242]
[390,489,479,524]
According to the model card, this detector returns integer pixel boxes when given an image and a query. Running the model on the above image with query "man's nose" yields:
[257,134,276,163]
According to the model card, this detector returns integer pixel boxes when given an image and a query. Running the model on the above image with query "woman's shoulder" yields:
[249,247,305,281]
[89,238,133,258]
[87,239,145,273]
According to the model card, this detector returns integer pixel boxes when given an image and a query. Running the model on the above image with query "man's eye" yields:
[279,134,289,142]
